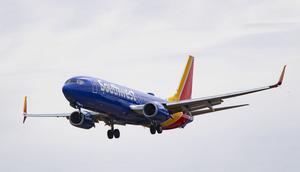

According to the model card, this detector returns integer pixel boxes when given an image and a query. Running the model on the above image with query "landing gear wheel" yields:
[113,129,120,138]
[156,126,163,134]
[107,130,114,139]
[150,126,156,135]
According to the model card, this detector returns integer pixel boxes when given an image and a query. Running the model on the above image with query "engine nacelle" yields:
[143,102,170,121]
[69,111,94,129]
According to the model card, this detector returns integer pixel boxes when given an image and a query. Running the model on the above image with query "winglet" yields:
[270,65,287,88]
[23,96,27,124]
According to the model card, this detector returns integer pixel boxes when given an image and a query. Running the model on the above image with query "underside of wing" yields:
[24,113,71,117]
[190,104,249,116]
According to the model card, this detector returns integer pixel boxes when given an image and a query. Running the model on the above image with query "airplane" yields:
[23,56,286,139]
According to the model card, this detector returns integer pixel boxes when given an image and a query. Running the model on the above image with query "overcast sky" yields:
[0,0,299,172]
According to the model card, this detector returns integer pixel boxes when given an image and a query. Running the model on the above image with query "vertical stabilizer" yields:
[168,55,194,102]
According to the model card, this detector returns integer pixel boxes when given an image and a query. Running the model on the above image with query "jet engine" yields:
[69,111,94,129]
[143,102,170,121]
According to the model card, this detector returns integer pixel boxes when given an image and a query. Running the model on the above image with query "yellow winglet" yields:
[23,96,27,123]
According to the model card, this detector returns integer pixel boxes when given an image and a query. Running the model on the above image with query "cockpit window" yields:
[76,79,85,85]
[65,79,76,84]
[65,79,85,85]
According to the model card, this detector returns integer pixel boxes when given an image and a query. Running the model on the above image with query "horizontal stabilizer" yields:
[191,104,249,116]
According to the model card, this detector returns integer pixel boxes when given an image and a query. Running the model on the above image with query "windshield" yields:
[65,79,85,85]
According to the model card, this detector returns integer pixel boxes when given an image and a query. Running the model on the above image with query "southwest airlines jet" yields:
[23,56,286,139]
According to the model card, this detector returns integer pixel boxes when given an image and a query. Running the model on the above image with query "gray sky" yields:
[0,0,299,171]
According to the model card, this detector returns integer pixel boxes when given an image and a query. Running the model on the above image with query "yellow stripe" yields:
[168,55,194,102]
[160,112,183,127]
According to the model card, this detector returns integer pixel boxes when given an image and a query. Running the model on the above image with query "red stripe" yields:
[163,114,190,130]
[180,60,194,100]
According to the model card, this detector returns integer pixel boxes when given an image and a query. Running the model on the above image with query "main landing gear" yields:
[150,125,163,135]
[107,124,120,139]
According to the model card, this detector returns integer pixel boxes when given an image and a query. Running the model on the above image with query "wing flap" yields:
[191,104,249,116]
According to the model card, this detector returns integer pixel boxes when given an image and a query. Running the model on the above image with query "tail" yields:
[168,55,194,102]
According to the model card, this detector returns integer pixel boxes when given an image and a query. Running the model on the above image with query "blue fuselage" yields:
[62,76,171,126]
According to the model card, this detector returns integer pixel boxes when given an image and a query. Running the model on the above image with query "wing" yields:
[22,96,72,123]
[22,96,123,125]
[164,65,286,115]
[22,96,104,123]
[190,104,249,116]
[24,113,71,117]
[130,65,286,116]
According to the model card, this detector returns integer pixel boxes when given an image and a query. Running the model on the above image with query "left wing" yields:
[22,96,71,123]
[22,96,122,125]
[164,65,286,114]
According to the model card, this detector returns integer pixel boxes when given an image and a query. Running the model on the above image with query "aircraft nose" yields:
[62,84,72,97]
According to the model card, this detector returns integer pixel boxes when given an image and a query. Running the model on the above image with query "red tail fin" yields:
[168,55,194,102]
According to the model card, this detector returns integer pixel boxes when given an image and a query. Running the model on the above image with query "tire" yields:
[156,126,163,134]
[107,130,114,139]
[150,126,156,134]
[113,129,120,138]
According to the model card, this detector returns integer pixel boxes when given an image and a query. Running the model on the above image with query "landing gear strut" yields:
[107,123,120,139]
